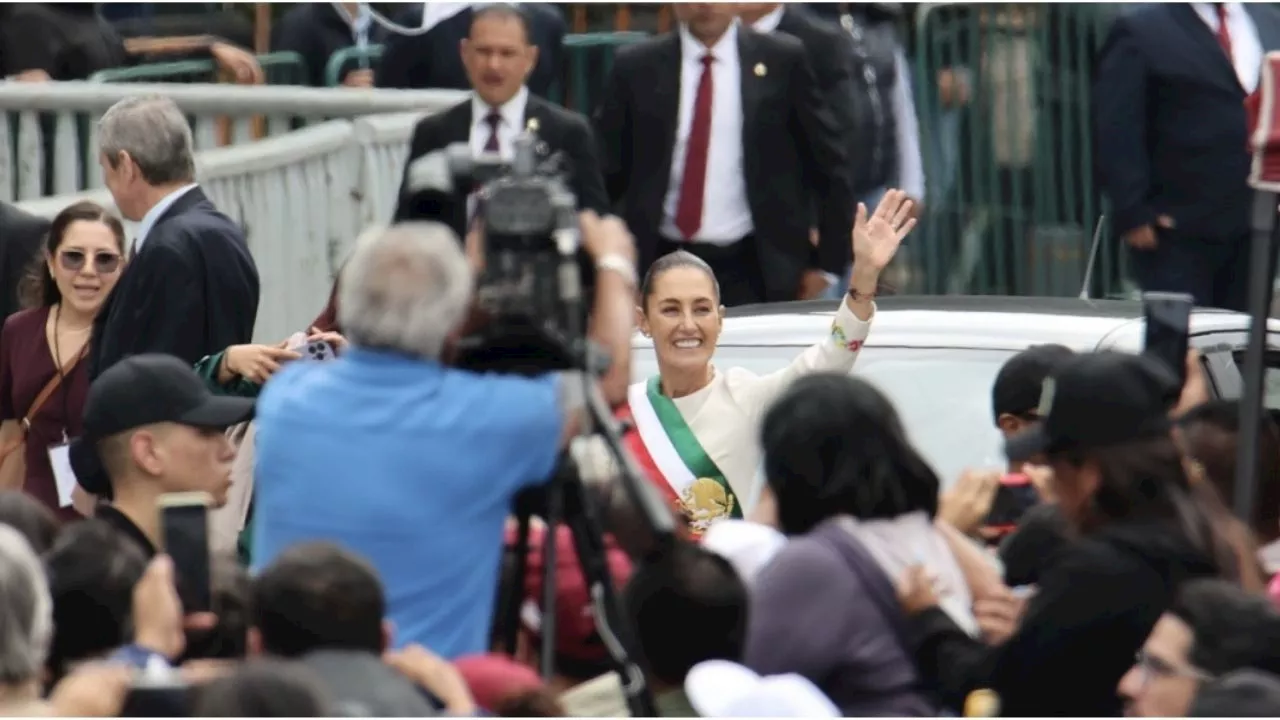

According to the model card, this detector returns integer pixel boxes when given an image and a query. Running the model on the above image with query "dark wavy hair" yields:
[17,200,125,310]
[761,373,941,536]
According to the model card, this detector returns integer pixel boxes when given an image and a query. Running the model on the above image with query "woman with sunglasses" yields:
[0,201,125,520]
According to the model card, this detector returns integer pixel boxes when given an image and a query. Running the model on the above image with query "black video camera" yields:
[403,129,587,366]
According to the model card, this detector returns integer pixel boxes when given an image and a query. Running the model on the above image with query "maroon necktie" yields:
[1215,4,1234,61]
[483,111,502,154]
[674,54,715,240]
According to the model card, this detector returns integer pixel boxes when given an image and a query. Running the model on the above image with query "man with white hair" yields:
[90,94,260,379]
[250,217,636,660]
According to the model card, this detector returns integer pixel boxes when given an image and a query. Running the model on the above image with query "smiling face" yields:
[47,218,124,319]
[639,265,724,375]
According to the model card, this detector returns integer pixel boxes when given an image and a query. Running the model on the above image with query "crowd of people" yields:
[3,1,1280,717]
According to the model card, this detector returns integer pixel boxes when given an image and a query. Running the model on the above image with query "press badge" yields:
[48,434,77,508]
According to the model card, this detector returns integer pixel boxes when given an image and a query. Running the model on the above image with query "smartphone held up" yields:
[158,491,213,614]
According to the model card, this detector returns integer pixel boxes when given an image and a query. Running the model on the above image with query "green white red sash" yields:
[627,377,742,535]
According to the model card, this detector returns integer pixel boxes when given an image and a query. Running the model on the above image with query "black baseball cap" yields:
[69,354,256,495]
[992,344,1077,423]
[1004,351,1181,462]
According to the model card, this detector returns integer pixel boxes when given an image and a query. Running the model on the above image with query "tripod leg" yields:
[560,477,658,718]
[495,507,534,656]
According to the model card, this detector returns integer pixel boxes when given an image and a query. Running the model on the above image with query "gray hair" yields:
[97,95,196,185]
[337,223,473,359]
[0,525,52,684]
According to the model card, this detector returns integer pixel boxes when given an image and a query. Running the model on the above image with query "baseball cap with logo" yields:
[69,354,256,496]
[1004,351,1181,462]
[991,344,1077,423]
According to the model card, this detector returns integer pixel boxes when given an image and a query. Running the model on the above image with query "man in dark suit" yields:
[376,2,565,100]
[1095,3,1280,311]
[594,3,853,306]
[91,95,260,378]
[392,3,608,234]
[0,202,49,325]
[737,3,858,299]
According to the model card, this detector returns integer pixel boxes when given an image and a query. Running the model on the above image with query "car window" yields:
[631,345,1016,485]
[1230,351,1280,410]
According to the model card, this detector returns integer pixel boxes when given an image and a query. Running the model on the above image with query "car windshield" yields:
[630,345,1016,486]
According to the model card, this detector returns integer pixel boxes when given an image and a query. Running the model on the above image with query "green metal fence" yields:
[908,4,1128,298]
[89,51,308,86]
[554,31,649,116]
[325,45,384,87]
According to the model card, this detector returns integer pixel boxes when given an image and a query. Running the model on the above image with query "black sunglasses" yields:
[58,249,121,274]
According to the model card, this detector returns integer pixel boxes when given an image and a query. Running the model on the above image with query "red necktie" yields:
[1216,4,1234,61]
[483,111,501,154]
[675,54,715,240]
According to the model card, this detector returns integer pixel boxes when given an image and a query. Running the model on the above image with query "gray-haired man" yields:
[91,94,259,379]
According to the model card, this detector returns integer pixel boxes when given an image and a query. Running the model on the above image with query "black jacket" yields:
[270,3,390,87]
[0,202,49,326]
[90,187,259,379]
[909,518,1219,716]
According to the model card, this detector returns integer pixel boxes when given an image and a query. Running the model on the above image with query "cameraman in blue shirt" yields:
[251,214,636,660]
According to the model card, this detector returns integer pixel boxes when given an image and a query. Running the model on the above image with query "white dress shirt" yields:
[1192,2,1262,94]
[134,183,199,253]
[661,21,754,244]
[467,85,529,218]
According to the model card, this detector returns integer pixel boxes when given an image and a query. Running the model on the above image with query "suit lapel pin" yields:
[526,117,540,132]
[754,63,767,77]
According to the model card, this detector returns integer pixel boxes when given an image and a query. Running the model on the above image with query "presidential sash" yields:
[627,377,742,535]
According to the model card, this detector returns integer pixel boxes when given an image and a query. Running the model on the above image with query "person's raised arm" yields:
[737,190,916,412]
[580,212,637,407]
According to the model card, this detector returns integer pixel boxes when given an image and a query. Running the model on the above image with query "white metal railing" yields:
[13,107,451,345]
[0,82,469,201]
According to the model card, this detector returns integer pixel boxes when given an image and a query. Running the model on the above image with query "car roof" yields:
[632,295,1279,352]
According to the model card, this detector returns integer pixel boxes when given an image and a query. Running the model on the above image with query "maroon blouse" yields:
[0,307,90,523]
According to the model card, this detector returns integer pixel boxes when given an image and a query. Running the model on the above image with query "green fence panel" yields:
[556,31,649,116]
[325,45,384,87]
[89,51,307,86]
[909,4,1127,299]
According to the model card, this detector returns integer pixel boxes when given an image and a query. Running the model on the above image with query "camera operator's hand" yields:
[579,211,637,265]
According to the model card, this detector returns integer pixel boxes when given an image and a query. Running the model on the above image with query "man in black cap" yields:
[991,343,1077,467]
[988,344,1076,583]
[70,354,255,557]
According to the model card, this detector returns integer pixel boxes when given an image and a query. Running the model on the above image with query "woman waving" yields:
[626,190,915,535]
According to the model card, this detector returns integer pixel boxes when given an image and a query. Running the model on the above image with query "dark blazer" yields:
[270,3,390,87]
[392,92,609,234]
[1095,3,1280,242]
[0,202,49,326]
[89,187,259,379]
[593,28,853,302]
[772,7,859,262]
[375,3,565,100]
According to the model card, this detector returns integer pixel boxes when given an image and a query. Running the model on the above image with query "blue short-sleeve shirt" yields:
[251,348,562,659]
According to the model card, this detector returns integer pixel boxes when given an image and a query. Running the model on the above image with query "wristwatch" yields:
[596,253,638,288]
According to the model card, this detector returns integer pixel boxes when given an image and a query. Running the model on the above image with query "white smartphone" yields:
[305,340,336,361]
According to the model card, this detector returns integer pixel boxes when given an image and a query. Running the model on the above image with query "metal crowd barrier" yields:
[89,51,308,86]
[0,82,467,202]
[12,94,468,345]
